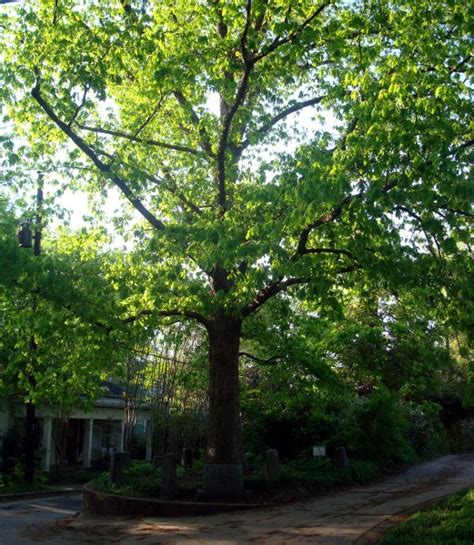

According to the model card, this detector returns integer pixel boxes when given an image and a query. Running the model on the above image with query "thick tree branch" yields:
[294,194,358,258]
[240,95,325,151]
[238,351,281,364]
[217,66,252,211]
[240,0,253,63]
[301,247,355,258]
[173,90,215,157]
[441,206,474,218]
[241,276,307,317]
[241,263,359,318]
[87,144,203,217]
[122,308,209,327]
[76,124,202,156]
[449,55,472,74]
[450,138,474,156]
[216,2,254,212]
[31,82,166,230]
[253,2,330,63]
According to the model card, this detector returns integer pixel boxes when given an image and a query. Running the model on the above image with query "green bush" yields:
[344,387,415,464]
[448,419,474,453]
[349,459,380,483]
[406,404,448,458]
[278,456,380,488]
[89,461,161,497]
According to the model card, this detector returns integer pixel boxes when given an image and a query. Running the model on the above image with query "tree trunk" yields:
[201,311,244,497]
[24,402,37,483]
[206,312,242,465]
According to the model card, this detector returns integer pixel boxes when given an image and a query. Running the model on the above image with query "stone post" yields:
[264,449,281,484]
[160,453,178,499]
[110,451,130,484]
[181,447,193,468]
[332,446,349,469]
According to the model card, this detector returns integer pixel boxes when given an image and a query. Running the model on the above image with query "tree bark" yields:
[206,311,242,465]
[24,402,37,483]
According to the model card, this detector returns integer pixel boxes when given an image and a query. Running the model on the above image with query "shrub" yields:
[278,456,380,488]
[344,387,415,464]
[89,461,161,497]
[406,404,448,458]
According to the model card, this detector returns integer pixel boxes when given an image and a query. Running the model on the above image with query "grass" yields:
[379,488,474,545]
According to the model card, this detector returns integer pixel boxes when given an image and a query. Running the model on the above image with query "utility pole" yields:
[23,173,43,483]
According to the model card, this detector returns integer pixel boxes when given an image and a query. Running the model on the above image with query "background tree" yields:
[0,195,145,479]
[1,0,471,493]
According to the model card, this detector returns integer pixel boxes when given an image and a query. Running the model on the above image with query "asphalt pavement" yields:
[0,494,82,545]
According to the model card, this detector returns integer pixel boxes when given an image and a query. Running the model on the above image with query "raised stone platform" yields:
[83,483,267,517]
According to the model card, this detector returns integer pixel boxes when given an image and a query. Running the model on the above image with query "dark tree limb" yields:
[76,124,202,156]
[173,90,215,157]
[293,194,359,258]
[122,308,209,327]
[300,247,355,258]
[241,276,308,317]
[240,95,325,151]
[238,351,281,364]
[441,206,474,218]
[31,82,166,231]
[253,2,330,63]
[216,1,254,212]
[86,143,203,217]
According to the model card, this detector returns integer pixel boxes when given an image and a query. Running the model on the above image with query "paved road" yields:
[0,495,82,545]
[1,454,473,545]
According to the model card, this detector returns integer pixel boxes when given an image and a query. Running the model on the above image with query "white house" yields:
[0,382,153,471]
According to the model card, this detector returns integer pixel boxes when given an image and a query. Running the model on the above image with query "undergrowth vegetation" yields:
[379,488,474,545]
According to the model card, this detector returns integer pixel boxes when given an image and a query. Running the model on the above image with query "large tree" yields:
[1,0,471,493]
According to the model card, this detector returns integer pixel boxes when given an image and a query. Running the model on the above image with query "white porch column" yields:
[42,417,53,471]
[82,418,93,468]
[145,419,153,462]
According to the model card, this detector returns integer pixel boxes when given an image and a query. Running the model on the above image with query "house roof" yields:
[100,380,125,398]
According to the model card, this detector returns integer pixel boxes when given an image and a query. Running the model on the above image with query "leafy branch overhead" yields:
[1,0,472,324]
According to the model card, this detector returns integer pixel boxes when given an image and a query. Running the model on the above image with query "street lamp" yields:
[17,221,33,248]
